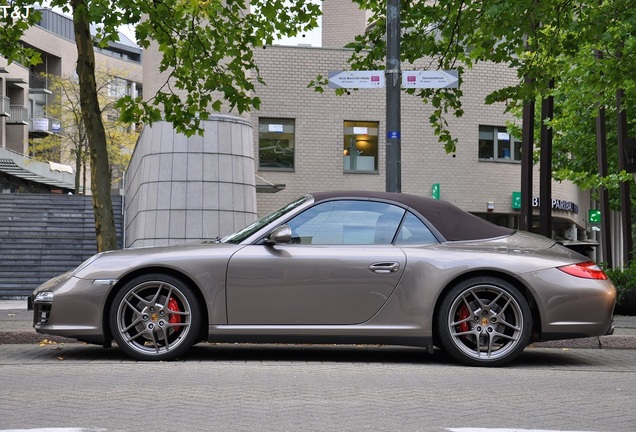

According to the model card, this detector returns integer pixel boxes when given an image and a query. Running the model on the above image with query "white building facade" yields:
[0,8,142,194]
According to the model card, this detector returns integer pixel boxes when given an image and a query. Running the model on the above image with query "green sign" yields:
[589,209,601,224]
[512,191,521,209]
[432,183,440,200]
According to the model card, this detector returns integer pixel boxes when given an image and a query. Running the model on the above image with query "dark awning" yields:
[0,159,74,189]
[255,174,285,193]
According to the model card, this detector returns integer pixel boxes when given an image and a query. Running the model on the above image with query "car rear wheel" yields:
[437,277,532,367]
[110,274,201,361]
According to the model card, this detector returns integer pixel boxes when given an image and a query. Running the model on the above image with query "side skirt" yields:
[207,324,432,350]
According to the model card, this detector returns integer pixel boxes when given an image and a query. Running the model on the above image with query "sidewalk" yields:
[1,299,636,348]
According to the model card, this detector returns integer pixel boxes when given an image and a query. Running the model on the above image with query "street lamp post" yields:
[386,0,401,193]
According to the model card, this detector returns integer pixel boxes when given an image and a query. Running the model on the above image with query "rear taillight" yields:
[558,261,608,280]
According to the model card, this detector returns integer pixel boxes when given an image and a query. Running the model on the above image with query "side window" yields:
[395,212,438,245]
[286,200,405,245]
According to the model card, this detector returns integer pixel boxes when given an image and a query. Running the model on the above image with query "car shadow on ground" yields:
[32,341,597,368]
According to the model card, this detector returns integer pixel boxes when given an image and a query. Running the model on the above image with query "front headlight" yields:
[35,291,54,303]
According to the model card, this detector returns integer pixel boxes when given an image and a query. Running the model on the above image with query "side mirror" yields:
[265,225,292,245]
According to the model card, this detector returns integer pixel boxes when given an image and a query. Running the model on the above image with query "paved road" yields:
[1,343,635,432]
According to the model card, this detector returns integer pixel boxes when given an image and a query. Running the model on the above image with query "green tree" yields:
[318,0,636,179]
[547,0,636,193]
[30,70,138,194]
[1,0,320,251]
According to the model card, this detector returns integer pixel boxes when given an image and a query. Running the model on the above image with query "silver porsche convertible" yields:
[31,191,616,366]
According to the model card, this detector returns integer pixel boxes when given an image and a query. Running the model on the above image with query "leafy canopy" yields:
[1,0,321,136]
[318,0,636,193]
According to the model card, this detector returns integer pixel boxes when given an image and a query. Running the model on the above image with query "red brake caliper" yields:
[168,297,182,332]
[457,305,470,333]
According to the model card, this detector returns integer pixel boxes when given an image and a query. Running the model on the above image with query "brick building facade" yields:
[135,0,596,247]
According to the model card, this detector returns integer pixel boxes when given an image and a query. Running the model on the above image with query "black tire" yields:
[110,273,202,361]
[436,277,532,367]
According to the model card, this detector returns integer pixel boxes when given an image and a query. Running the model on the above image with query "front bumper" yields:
[32,298,53,328]
[31,272,114,343]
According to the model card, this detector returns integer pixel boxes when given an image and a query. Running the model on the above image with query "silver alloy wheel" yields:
[447,283,525,362]
[114,279,193,358]
[436,276,533,366]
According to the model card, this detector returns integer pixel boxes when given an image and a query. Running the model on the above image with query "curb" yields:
[2,330,636,349]
[0,331,75,344]
[531,335,636,350]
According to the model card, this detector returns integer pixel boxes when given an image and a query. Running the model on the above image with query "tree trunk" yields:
[520,96,534,232]
[71,0,117,251]
[617,88,633,267]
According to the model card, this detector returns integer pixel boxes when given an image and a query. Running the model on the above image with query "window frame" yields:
[343,120,380,173]
[478,125,522,163]
[258,117,296,171]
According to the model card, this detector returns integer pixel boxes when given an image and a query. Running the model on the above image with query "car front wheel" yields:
[110,274,201,361]
[437,277,532,367]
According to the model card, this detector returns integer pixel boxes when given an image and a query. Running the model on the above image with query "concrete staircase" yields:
[0,194,123,298]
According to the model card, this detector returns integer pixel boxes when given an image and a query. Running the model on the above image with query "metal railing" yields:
[8,105,28,124]
[29,115,62,134]
[0,95,9,117]
[29,72,50,90]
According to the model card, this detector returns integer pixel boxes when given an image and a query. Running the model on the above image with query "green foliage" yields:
[0,4,41,65]
[2,0,321,137]
[325,0,636,190]
[114,0,321,137]
[604,260,636,305]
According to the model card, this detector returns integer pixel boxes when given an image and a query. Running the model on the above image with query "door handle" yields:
[368,262,400,274]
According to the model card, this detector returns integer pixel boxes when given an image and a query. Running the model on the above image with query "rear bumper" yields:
[606,319,615,336]
[519,268,617,340]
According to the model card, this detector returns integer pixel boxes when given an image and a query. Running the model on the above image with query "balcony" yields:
[7,105,28,124]
[29,115,62,138]
[29,73,53,105]
[29,72,50,91]
[0,95,9,117]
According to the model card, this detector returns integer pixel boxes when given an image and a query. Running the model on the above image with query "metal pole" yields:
[385,0,401,193]
[595,48,612,267]
[597,105,613,267]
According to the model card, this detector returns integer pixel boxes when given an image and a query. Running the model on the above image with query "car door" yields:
[225,200,408,325]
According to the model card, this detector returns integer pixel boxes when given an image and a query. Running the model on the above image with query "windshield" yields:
[221,195,311,244]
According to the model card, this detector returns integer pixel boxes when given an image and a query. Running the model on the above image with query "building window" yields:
[109,77,132,98]
[344,120,379,172]
[478,126,521,162]
[258,118,295,170]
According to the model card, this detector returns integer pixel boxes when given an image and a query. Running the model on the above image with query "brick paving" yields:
[1,300,636,431]
[0,343,635,431]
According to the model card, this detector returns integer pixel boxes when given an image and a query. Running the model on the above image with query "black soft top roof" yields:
[310,190,514,242]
